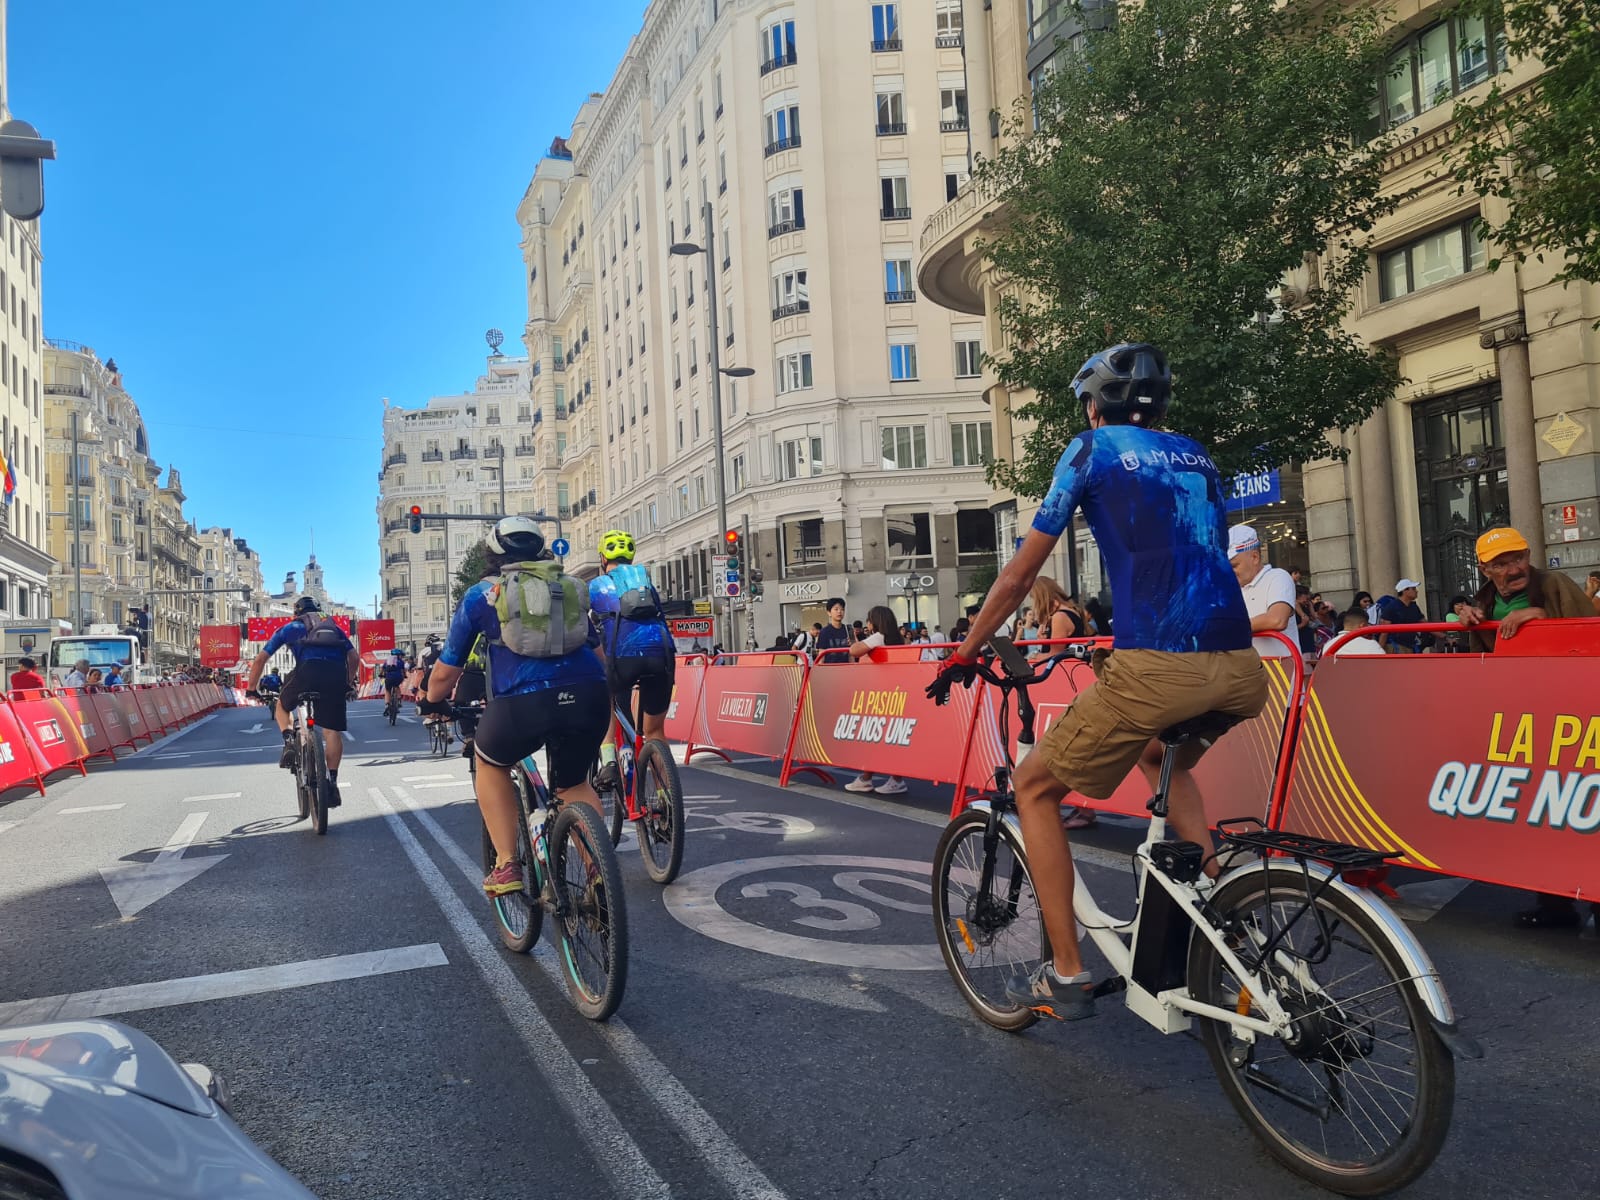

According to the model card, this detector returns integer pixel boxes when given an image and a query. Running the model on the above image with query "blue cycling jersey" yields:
[589,564,674,659]
[263,617,353,665]
[1032,426,1251,653]
[381,657,406,684]
[440,578,604,698]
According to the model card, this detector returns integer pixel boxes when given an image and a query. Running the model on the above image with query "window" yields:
[731,452,748,493]
[884,258,914,302]
[881,425,928,469]
[677,480,690,518]
[764,103,801,154]
[876,90,905,134]
[871,3,900,50]
[714,71,724,115]
[1377,14,1506,129]
[772,265,809,316]
[781,516,826,578]
[777,436,823,481]
[885,511,933,568]
[556,432,568,457]
[880,175,909,219]
[1378,218,1485,301]
[776,350,814,393]
[955,509,997,561]
[935,0,963,41]
[950,420,994,467]
[761,19,797,71]
[768,184,806,235]
[940,87,969,131]
[888,342,919,381]
[954,337,982,378]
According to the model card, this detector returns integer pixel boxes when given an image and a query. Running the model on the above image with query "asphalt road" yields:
[1,702,1595,1199]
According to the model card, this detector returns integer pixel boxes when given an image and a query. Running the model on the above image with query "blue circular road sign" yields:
[551,538,571,556]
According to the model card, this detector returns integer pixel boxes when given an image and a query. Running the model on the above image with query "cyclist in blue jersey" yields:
[927,343,1267,1020]
[588,529,675,785]
[425,516,610,896]
[380,651,407,708]
[246,597,358,804]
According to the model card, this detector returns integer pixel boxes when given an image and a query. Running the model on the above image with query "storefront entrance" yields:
[1413,384,1509,619]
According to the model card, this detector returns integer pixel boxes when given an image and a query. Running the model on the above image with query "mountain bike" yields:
[589,687,685,884]
[429,716,452,758]
[931,637,1478,1196]
[284,690,332,836]
[383,688,400,725]
[460,705,628,1021]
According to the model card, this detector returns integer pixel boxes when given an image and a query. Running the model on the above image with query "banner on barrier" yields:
[199,625,242,668]
[0,699,44,795]
[691,655,809,763]
[88,690,136,752]
[9,692,89,780]
[55,689,115,763]
[1280,653,1600,896]
[359,619,395,655]
[664,659,708,750]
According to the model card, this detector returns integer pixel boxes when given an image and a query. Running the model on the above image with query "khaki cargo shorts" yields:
[1036,648,1268,799]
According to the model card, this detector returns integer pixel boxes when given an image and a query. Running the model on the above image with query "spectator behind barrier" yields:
[9,657,44,691]
[841,605,908,796]
[1331,610,1384,657]
[814,598,852,664]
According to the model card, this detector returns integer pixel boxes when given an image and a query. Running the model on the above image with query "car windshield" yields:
[50,639,131,670]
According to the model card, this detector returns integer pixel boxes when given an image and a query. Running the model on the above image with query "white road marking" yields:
[99,811,228,919]
[244,722,265,734]
[399,715,419,724]
[682,794,723,800]
[411,781,472,790]
[184,792,242,803]
[0,821,18,836]
[0,943,448,1025]
[58,804,125,815]
[342,731,358,743]
[363,738,398,743]
[392,786,788,1200]
[368,787,673,1200]
[403,775,455,782]
[124,712,220,757]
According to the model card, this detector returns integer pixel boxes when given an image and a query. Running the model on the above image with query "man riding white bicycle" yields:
[928,342,1267,1020]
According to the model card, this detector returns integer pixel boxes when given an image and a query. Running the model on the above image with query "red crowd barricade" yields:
[133,687,169,736]
[113,687,153,744]
[689,651,816,774]
[665,654,721,763]
[55,688,117,765]
[88,689,138,754]
[0,697,46,795]
[7,689,89,782]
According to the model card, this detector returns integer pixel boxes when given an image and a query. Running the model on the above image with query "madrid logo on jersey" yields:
[1120,450,1141,471]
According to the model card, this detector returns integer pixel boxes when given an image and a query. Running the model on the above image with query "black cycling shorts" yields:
[608,655,675,718]
[473,680,611,790]
[278,660,349,731]
[453,669,488,707]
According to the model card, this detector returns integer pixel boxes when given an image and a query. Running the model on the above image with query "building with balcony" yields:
[376,352,538,651]
[922,0,1600,619]
[520,0,996,645]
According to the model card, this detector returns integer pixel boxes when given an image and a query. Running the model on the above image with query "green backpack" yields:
[488,560,589,659]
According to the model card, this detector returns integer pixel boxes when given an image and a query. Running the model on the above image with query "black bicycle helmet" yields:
[1071,342,1171,426]
[294,596,321,615]
[486,515,547,560]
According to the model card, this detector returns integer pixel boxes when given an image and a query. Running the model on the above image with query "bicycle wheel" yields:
[432,724,448,757]
[588,758,626,846]
[1188,863,1454,1196]
[306,728,329,836]
[293,732,311,822]
[550,802,628,1021]
[634,739,685,884]
[483,770,541,954]
[932,807,1048,1032]
[387,702,397,726]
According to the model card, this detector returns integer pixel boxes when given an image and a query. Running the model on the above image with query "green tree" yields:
[1448,0,1600,291]
[975,0,1402,497]
[452,539,489,608]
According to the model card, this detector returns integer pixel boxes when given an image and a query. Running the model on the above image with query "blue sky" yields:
[9,1,642,611]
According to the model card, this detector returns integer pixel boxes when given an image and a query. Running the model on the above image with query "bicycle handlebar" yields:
[973,642,1095,691]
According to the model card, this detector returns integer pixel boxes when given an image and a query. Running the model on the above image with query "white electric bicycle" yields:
[931,638,1479,1197]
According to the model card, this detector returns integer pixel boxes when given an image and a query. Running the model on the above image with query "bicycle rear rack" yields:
[1215,818,1394,873]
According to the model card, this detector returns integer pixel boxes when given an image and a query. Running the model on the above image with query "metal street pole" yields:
[702,201,731,651]
[71,411,82,631]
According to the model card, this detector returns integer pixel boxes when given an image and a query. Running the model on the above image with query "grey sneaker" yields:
[279,738,296,770]
[1006,963,1096,1021]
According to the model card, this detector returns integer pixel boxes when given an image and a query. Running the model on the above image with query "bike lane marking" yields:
[57,804,125,815]
[184,792,243,802]
[389,784,790,1200]
[0,943,448,1025]
[368,787,674,1200]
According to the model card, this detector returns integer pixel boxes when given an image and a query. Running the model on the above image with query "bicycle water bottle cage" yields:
[1148,840,1205,884]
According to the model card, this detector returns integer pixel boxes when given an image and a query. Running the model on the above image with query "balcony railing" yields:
[45,382,88,398]
[420,449,444,462]
[881,206,911,221]
[385,451,408,468]
[772,301,811,320]
[936,32,963,48]
[940,116,969,133]
[426,584,448,596]
[885,289,916,303]
[449,447,478,460]
[763,135,801,157]
[768,218,805,238]
[871,37,901,52]
[387,551,410,565]
[515,444,536,456]
[425,548,447,561]
[876,122,907,136]
[760,49,797,75]
[387,586,410,599]
[385,518,407,533]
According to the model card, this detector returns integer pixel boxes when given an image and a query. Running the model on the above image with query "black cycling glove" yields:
[925,654,979,706]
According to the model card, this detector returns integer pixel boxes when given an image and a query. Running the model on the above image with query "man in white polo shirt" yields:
[1228,524,1296,656]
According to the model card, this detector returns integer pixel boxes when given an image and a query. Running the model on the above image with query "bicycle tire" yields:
[1189,863,1454,1196]
[306,727,329,836]
[550,802,628,1021]
[588,758,626,846]
[483,773,541,954]
[293,733,311,822]
[634,739,685,884]
[931,807,1048,1032]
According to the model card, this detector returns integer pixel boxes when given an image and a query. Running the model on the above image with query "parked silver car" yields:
[0,1019,314,1198]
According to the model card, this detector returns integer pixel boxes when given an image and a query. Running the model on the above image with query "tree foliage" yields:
[1448,0,1600,290]
[974,0,1402,496]
[452,540,489,609]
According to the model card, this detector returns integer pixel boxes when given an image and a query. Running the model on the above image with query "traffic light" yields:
[409,505,423,534]
[749,566,764,598]
[722,530,743,598]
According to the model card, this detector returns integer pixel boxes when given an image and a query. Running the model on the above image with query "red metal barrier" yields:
[111,688,153,744]
[55,688,117,764]
[665,655,722,764]
[0,697,46,795]
[87,689,138,753]
[689,651,817,775]
[6,690,89,782]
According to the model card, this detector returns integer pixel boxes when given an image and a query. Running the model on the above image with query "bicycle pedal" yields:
[1092,976,1127,999]
[1030,1004,1066,1022]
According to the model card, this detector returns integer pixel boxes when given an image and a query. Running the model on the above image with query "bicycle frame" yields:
[609,692,648,821]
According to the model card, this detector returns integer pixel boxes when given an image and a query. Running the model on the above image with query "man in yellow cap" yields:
[1463,527,1592,650]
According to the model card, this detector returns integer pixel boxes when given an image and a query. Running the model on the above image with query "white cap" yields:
[1227,525,1261,560]
[1396,578,1422,592]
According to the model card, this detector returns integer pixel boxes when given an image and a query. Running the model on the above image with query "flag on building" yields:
[0,445,14,504]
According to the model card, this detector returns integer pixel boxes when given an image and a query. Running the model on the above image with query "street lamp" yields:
[671,202,756,648]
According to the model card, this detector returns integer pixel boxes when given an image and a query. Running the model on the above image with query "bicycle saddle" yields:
[1158,711,1244,746]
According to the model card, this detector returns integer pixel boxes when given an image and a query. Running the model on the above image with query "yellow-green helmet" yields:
[599,529,636,563]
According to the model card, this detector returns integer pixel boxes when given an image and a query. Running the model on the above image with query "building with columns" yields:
[518,0,997,647]
[921,0,1600,621]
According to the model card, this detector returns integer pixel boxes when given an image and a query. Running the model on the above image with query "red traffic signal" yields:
[408,505,423,534]
[410,505,422,517]
[725,529,740,545]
